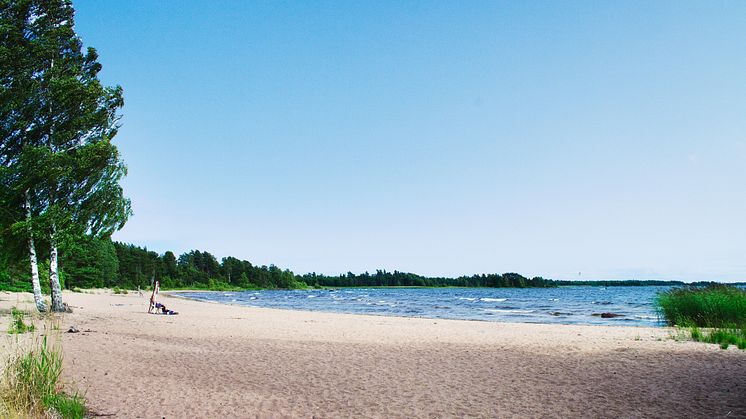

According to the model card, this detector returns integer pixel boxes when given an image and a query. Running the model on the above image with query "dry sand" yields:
[1,290,744,418]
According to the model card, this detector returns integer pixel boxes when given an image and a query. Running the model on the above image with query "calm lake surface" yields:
[179,286,672,327]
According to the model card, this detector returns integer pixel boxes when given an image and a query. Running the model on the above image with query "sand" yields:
[0,290,744,418]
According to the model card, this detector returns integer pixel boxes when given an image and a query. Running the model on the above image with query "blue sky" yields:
[73,1,746,281]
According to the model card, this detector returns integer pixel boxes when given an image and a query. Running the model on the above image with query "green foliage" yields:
[0,269,32,293]
[554,279,687,287]
[43,392,86,418]
[38,260,65,295]
[61,236,118,289]
[658,286,746,351]
[299,270,554,288]
[690,326,702,341]
[0,242,33,293]
[1,0,130,312]
[696,328,746,350]
[656,285,746,328]
[7,308,34,335]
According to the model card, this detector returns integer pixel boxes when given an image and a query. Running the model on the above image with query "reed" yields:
[656,285,746,328]
[657,285,746,350]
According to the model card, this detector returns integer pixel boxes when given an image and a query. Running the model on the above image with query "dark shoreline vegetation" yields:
[657,286,746,350]
[1,237,742,293]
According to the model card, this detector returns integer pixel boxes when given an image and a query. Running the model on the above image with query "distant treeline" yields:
[553,280,685,287]
[299,271,553,288]
[0,237,741,291]
[0,237,552,290]
[552,280,744,287]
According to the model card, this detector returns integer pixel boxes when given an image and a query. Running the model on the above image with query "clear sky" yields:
[72,1,746,281]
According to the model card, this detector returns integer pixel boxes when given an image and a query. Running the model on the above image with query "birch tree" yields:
[1,0,130,312]
[1,0,48,311]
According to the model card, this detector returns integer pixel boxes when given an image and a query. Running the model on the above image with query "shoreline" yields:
[166,288,668,329]
[1,290,744,417]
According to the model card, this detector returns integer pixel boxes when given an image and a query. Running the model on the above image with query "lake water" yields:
[178,286,672,327]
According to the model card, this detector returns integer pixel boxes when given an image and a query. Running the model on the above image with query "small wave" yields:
[549,298,559,301]
[480,298,507,302]
[593,301,613,305]
[307,295,316,298]
[485,309,534,314]
[458,297,477,301]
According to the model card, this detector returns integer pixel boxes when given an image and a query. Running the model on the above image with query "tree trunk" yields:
[49,223,64,312]
[46,59,64,313]
[25,190,47,313]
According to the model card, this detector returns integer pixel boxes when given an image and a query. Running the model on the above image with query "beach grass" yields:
[0,316,86,418]
[656,285,746,328]
[7,308,35,335]
[657,285,746,350]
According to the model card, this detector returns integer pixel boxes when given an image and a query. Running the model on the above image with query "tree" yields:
[0,0,130,311]
[61,236,118,288]
[162,251,177,279]
[1,0,51,311]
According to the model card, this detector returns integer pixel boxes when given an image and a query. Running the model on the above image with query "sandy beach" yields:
[1,290,744,418]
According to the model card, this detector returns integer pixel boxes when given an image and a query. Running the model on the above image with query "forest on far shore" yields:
[1,236,719,292]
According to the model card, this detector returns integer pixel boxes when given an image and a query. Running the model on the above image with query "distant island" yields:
[2,237,739,292]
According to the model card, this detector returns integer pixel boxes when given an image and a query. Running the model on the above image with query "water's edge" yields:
[174,286,668,327]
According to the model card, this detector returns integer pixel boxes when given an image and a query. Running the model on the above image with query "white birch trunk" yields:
[46,58,64,313]
[49,224,64,312]
[25,190,47,313]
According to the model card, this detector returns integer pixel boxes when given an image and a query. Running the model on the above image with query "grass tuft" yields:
[0,316,86,418]
[7,307,35,335]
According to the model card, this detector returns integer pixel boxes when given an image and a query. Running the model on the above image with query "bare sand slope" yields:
[1,291,744,418]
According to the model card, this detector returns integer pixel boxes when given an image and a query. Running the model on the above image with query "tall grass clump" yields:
[0,317,86,418]
[657,285,746,350]
[656,285,746,327]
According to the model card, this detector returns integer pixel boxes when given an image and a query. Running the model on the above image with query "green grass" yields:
[656,285,746,328]
[657,285,746,350]
[7,308,35,335]
[1,317,86,418]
